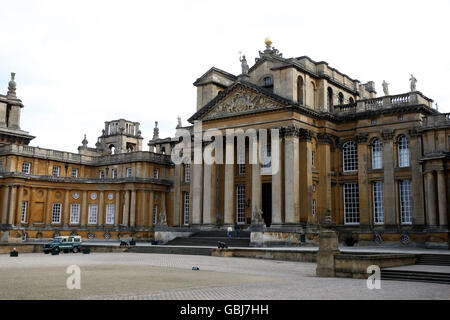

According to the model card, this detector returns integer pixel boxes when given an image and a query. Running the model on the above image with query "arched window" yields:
[338,92,344,105]
[109,144,116,154]
[263,76,273,87]
[349,97,355,104]
[398,135,410,167]
[327,87,333,111]
[297,76,304,105]
[372,138,382,169]
[343,141,358,172]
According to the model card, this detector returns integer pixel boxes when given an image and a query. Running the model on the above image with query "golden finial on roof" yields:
[264,37,272,47]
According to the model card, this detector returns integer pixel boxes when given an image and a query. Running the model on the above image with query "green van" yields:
[43,236,83,254]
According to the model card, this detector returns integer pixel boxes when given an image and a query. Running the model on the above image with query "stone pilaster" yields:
[426,171,437,227]
[63,190,70,226]
[192,164,203,225]
[123,190,130,226]
[356,133,369,225]
[382,130,396,226]
[317,133,334,225]
[81,190,87,226]
[173,164,182,226]
[114,191,120,226]
[16,185,24,225]
[202,163,214,225]
[1,186,9,224]
[8,186,16,225]
[98,191,104,226]
[409,133,425,225]
[437,170,448,227]
[149,191,155,226]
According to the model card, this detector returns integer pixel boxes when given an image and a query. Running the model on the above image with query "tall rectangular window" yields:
[372,139,382,169]
[71,168,78,178]
[184,164,190,182]
[112,168,117,179]
[373,182,384,224]
[153,168,159,179]
[153,205,158,225]
[343,183,359,224]
[238,149,246,175]
[21,201,28,223]
[183,192,190,225]
[0,162,3,173]
[88,204,98,225]
[106,204,115,225]
[52,203,62,224]
[312,151,316,167]
[70,204,80,224]
[99,170,104,179]
[126,168,132,178]
[399,180,412,224]
[236,184,245,224]
[312,199,316,216]
[53,166,60,177]
[22,162,31,174]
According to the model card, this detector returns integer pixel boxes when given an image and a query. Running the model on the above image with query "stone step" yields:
[127,246,214,256]
[381,270,450,285]
[416,254,450,266]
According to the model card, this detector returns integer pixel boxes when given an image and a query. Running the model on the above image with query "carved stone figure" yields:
[177,116,182,128]
[251,205,264,225]
[158,210,167,226]
[409,74,417,92]
[382,80,389,96]
[239,55,249,75]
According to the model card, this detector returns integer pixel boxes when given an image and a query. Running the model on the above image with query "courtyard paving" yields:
[0,252,448,300]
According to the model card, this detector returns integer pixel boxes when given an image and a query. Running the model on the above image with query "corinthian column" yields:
[284,126,300,224]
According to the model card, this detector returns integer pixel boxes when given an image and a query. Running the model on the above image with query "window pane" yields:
[344,183,359,224]
[343,141,358,172]
[372,139,382,169]
[184,192,190,225]
[373,182,384,224]
[236,184,245,224]
[106,204,115,225]
[70,204,80,224]
[52,203,62,223]
[398,136,410,167]
[400,180,412,224]
[88,204,98,224]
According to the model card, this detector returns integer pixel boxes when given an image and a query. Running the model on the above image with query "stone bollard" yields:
[316,211,340,277]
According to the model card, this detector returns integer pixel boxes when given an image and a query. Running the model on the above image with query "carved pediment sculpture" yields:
[203,86,285,120]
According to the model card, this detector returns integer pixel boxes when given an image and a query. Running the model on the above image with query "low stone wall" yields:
[0,243,127,254]
[154,231,194,244]
[334,253,418,279]
[212,248,317,262]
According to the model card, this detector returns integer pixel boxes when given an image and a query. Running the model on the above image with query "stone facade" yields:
[1,41,449,247]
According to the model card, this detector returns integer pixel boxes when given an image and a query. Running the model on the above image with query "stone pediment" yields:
[202,85,287,121]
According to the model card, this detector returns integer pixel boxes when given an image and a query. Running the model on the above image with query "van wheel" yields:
[72,247,79,253]
[53,247,60,253]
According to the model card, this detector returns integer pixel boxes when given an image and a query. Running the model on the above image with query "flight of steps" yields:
[164,230,251,247]
[381,254,450,285]
[127,245,214,256]
[416,254,450,266]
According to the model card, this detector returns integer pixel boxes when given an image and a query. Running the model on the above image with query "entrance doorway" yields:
[262,183,272,227]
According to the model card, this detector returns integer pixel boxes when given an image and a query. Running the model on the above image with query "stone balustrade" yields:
[0,144,172,165]
[421,113,450,128]
[334,91,434,115]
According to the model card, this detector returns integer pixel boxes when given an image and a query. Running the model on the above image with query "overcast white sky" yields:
[0,0,449,153]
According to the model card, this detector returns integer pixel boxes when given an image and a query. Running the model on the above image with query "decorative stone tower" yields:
[0,73,35,146]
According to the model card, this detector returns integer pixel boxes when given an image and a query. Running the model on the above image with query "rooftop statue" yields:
[382,80,389,96]
[410,74,417,92]
[239,54,249,75]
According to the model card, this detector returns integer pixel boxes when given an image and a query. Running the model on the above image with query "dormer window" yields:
[264,77,272,87]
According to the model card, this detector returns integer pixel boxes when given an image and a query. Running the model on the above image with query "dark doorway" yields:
[262,183,272,227]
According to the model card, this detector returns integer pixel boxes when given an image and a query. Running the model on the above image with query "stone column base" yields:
[315,229,340,277]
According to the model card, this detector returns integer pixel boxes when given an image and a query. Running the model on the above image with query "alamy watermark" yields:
[366,265,381,290]
[66,265,81,290]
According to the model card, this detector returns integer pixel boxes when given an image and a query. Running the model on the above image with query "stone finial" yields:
[435,103,438,111]
[264,37,272,48]
[176,116,182,128]
[81,134,88,148]
[382,80,389,96]
[7,72,17,99]
[153,121,159,139]
[409,74,417,92]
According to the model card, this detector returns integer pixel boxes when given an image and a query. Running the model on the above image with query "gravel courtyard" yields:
[0,252,448,300]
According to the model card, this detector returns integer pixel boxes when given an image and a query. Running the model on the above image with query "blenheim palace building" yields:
[1,40,449,248]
